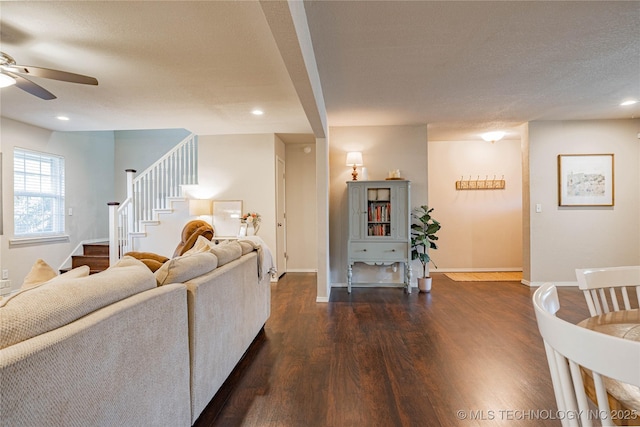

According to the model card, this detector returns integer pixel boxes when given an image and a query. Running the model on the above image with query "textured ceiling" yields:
[304,0,640,140]
[0,1,312,135]
[1,1,639,141]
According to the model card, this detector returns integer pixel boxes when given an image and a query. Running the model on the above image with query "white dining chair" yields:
[533,283,640,427]
[575,266,640,317]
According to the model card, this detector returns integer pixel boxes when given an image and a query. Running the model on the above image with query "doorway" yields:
[276,156,287,278]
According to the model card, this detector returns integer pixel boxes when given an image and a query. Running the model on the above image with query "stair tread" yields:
[82,242,110,256]
[73,255,109,259]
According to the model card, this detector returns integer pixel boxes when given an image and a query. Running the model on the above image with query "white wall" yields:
[329,125,428,288]
[529,119,640,284]
[113,128,191,201]
[129,198,192,257]
[285,143,317,271]
[428,139,523,271]
[0,118,114,290]
[195,133,280,271]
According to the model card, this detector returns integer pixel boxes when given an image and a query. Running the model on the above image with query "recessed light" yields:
[481,131,506,142]
[251,109,264,116]
[620,100,638,106]
[56,116,70,121]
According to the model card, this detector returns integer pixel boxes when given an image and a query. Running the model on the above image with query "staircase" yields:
[57,133,198,274]
[62,242,110,274]
[108,133,198,265]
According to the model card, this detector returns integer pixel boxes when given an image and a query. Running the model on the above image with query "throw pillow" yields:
[154,252,218,286]
[183,235,214,256]
[122,251,170,272]
[21,259,57,289]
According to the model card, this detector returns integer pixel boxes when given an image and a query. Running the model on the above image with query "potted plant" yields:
[410,205,441,293]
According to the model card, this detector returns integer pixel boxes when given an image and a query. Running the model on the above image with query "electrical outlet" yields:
[1,269,8,280]
[0,279,11,290]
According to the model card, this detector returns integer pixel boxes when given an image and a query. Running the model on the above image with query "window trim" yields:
[9,234,70,247]
[13,147,66,238]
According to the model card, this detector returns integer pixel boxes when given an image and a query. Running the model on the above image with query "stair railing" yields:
[108,133,198,265]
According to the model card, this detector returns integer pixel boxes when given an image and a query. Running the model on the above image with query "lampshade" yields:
[345,151,363,166]
[0,73,16,88]
[189,199,212,216]
[481,131,506,142]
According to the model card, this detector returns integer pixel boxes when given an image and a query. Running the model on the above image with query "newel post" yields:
[108,202,120,266]
[125,169,136,200]
[125,169,136,237]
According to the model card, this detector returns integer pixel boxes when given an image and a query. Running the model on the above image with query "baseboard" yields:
[433,267,523,273]
[331,282,417,289]
[527,281,578,287]
[286,268,318,273]
[330,278,577,288]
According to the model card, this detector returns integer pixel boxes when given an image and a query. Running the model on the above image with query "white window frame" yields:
[13,148,66,241]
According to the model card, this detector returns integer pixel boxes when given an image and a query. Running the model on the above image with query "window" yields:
[13,148,65,237]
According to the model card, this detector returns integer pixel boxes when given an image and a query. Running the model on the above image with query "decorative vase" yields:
[246,223,255,236]
[418,277,432,293]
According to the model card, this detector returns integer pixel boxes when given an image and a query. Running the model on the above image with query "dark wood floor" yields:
[193,273,591,427]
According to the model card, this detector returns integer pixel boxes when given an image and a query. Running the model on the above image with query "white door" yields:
[276,156,287,278]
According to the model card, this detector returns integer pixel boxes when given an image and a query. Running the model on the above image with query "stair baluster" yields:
[108,133,198,265]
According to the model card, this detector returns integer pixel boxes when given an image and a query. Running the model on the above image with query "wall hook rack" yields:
[455,175,505,190]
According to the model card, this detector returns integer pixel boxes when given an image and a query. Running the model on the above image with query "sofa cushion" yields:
[238,241,255,255]
[21,259,58,289]
[155,252,218,286]
[210,241,242,266]
[0,256,156,350]
[1,266,91,309]
[52,265,91,281]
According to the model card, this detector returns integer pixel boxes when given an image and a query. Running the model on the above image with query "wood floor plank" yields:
[193,273,591,427]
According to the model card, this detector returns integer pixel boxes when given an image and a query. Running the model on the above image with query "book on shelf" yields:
[368,203,391,222]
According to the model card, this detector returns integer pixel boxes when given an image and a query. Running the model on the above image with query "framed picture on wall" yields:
[558,154,614,207]
[212,200,242,237]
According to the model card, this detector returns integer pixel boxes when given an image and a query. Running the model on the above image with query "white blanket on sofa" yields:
[239,236,276,280]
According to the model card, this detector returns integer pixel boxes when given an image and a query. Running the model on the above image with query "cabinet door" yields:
[393,182,409,240]
[348,184,364,240]
[365,185,392,237]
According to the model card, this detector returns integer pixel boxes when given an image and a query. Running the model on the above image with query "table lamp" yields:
[346,152,364,181]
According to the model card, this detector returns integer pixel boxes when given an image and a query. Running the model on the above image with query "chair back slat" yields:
[620,287,631,311]
[576,266,640,317]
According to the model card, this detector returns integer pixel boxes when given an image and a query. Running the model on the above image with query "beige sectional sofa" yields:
[0,239,272,426]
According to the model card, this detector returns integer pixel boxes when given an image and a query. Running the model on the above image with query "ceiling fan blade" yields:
[7,72,56,100]
[19,65,98,85]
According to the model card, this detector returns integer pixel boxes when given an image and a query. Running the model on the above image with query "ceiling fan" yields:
[0,51,98,100]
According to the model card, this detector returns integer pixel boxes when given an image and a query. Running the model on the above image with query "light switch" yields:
[535,203,542,213]
[68,208,73,216]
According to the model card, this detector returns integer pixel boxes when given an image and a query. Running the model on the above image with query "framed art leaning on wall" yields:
[212,200,242,238]
[558,154,614,207]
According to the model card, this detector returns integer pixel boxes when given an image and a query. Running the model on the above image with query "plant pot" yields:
[418,277,432,293]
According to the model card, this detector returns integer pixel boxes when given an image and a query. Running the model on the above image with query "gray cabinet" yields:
[346,180,412,293]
